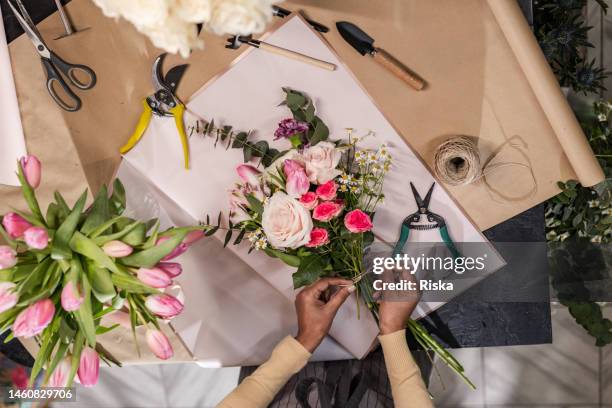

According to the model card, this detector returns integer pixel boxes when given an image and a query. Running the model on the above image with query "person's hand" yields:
[295,277,355,352]
[377,270,420,335]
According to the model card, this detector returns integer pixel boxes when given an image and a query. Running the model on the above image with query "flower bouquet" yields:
[224,89,475,388]
[0,157,207,387]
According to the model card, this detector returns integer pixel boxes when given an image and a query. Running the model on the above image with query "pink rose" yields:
[315,180,337,201]
[313,201,344,222]
[344,209,373,233]
[305,228,329,248]
[302,142,341,184]
[299,192,318,210]
[283,159,310,198]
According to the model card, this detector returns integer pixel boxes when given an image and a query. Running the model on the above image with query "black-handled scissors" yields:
[7,0,96,112]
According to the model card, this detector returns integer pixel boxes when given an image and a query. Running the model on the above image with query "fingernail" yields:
[347,285,357,293]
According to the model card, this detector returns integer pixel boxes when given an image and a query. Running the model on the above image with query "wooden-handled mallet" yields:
[226,35,337,71]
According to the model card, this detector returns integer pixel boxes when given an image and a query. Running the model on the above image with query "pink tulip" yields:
[102,240,133,258]
[48,356,73,387]
[2,213,32,239]
[20,155,41,189]
[145,329,174,360]
[77,348,99,387]
[11,366,28,389]
[283,160,310,198]
[137,267,172,288]
[23,227,49,250]
[157,262,182,278]
[12,299,55,338]
[0,246,17,270]
[236,164,261,187]
[183,230,204,245]
[156,237,188,261]
[145,294,184,319]
[61,281,84,312]
[0,282,18,314]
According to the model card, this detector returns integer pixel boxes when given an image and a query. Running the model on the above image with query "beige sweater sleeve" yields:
[379,329,434,408]
[217,336,311,408]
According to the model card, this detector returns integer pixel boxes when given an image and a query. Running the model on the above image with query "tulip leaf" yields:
[52,190,88,260]
[45,203,61,230]
[84,261,116,304]
[16,257,51,296]
[70,231,120,274]
[0,224,16,248]
[67,330,84,387]
[111,273,159,295]
[88,216,125,239]
[16,160,45,225]
[81,185,110,235]
[92,221,141,246]
[141,220,160,249]
[73,268,97,347]
[54,191,71,215]
[121,223,146,246]
[29,330,59,386]
[121,228,193,268]
[96,324,119,335]
[110,179,126,216]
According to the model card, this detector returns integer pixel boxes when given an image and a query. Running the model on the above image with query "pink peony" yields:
[305,228,329,248]
[299,192,318,210]
[283,159,310,198]
[315,180,337,201]
[312,201,344,222]
[344,209,373,233]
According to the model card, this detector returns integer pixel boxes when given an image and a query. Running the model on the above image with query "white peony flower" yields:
[208,0,275,35]
[146,16,204,58]
[262,192,312,249]
[174,0,213,23]
[302,142,342,185]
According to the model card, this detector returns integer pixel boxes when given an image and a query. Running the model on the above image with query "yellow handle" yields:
[170,104,190,169]
[120,99,153,154]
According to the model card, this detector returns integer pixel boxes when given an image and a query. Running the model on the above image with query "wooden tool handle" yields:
[372,48,425,90]
[259,42,337,71]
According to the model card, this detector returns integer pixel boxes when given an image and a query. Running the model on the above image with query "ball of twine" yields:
[433,136,481,186]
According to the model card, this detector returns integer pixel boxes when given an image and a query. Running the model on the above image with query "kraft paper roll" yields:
[486,0,604,187]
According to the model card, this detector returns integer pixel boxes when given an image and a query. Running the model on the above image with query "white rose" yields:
[262,192,312,249]
[302,142,341,184]
[207,0,275,36]
[174,0,212,23]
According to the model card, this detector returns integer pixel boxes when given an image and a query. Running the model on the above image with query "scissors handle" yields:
[41,57,81,112]
[120,99,153,154]
[49,51,97,90]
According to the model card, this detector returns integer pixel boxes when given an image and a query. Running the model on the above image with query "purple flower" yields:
[274,118,309,140]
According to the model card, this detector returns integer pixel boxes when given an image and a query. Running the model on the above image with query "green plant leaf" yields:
[292,255,325,288]
[67,330,84,387]
[265,248,301,267]
[121,223,146,246]
[70,231,121,274]
[111,273,158,294]
[120,227,193,268]
[52,190,88,260]
[42,340,69,385]
[110,179,126,215]
[84,260,116,304]
[309,119,329,145]
[246,194,264,215]
[92,221,141,246]
[81,185,110,235]
[72,260,97,346]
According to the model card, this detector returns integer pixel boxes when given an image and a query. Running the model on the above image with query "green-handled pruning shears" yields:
[392,182,460,257]
[119,54,190,169]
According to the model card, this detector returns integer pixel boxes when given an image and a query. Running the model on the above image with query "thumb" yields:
[325,285,355,313]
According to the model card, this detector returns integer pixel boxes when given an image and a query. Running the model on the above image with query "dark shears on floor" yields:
[7,0,96,112]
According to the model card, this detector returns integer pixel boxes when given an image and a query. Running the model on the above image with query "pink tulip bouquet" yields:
[0,157,207,388]
[223,89,474,389]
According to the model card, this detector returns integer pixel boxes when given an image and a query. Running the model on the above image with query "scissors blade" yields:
[7,0,50,58]
[151,53,169,91]
[409,182,424,209]
[422,182,436,209]
[164,64,189,94]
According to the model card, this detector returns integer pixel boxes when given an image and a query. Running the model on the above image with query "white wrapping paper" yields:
[0,6,27,186]
[120,16,505,365]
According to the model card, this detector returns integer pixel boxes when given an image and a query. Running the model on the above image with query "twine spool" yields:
[433,136,481,186]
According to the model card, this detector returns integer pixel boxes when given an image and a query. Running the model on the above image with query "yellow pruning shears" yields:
[120,54,191,169]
